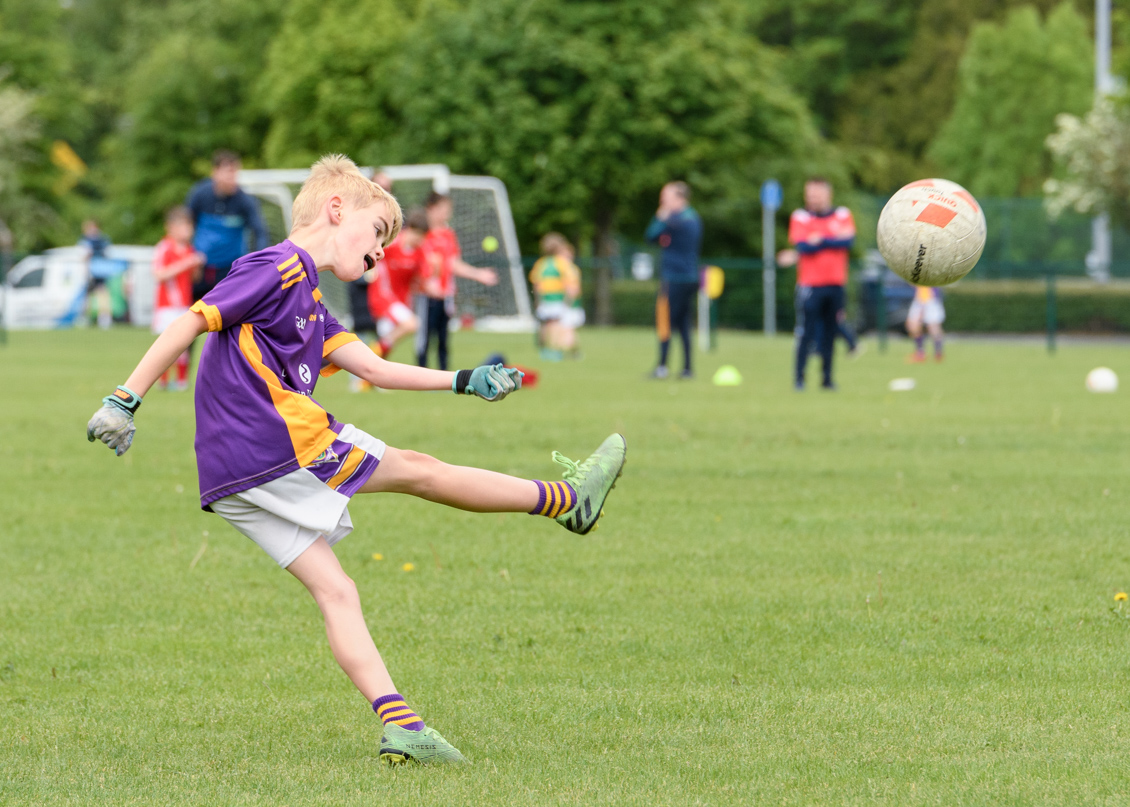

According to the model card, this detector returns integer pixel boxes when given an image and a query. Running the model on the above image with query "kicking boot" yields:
[379,723,468,766]
[552,434,627,535]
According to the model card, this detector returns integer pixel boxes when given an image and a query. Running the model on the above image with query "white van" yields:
[1,245,157,330]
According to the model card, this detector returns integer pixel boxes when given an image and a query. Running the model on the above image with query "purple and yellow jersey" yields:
[913,286,941,303]
[189,241,361,510]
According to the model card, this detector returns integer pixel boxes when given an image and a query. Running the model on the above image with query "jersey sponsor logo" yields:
[309,446,340,467]
[296,315,306,331]
[298,363,312,385]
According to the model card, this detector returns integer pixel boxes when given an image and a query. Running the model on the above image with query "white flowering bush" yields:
[1045,98,1130,230]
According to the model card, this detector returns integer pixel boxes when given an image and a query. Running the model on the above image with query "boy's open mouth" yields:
[363,254,375,271]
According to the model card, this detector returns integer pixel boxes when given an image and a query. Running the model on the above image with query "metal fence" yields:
[851,195,1130,280]
[545,197,1130,338]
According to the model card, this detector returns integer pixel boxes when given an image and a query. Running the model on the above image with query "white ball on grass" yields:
[1086,367,1118,393]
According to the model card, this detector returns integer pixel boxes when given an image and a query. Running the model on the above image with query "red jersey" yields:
[422,226,461,298]
[368,237,427,318]
[153,236,195,309]
[788,207,855,287]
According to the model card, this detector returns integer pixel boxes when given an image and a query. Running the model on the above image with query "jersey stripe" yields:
[190,299,223,332]
[277,254,300,272]
[281,272,307,290]
[327,447,366,490]
[322,332,360,357]
[320,332,361,378]
[236,324,337,467]
[280,265,304,282]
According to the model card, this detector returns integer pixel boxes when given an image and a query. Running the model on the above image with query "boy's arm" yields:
[87,311,208,455]
[153,252,204,282]
[451,257,498,286]
[122,311,208,395]
[329,341,453,390]
[326,341,521,400]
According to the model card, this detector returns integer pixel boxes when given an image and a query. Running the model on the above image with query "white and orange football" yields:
[876,178,987,286]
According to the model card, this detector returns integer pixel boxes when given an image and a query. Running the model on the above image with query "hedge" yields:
[585,274,1130,334]
[582,266,799,331]
[943,279,1130,333]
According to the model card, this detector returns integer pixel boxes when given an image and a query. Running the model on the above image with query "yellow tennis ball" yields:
[481,236,499,253]
[402,562,415,572]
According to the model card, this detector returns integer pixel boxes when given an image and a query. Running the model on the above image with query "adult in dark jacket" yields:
[644,181,702,379]
[185,150,270,302]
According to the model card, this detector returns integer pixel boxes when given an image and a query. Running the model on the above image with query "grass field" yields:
[4,326,1130,805]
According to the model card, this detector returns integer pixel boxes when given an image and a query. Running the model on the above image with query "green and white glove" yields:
[452,364,524,402]
[87,386,142,456]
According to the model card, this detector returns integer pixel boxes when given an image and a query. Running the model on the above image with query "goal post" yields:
[237,165,533,331]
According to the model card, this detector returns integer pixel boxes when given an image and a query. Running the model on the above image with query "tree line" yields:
[0,0,1124,256]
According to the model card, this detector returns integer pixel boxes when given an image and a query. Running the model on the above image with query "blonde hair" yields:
[540,232,572,256]
[291,154,403,245]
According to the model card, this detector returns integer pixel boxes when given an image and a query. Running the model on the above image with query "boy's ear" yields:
[327,194,344,224]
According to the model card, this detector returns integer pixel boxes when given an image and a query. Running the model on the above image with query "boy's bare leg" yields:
[286,536,396,702]
[360,447,540,512]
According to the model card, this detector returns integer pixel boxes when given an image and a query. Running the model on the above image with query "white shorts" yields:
[209,424,387,568]
[908,299,945,326]
[563,306,586,328]
[377,301,414,338]
[152,306,189,334]
[536,301,570,322]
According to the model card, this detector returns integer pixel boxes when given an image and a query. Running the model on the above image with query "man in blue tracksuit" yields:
[185,149,270,302]
[645,181,702,379]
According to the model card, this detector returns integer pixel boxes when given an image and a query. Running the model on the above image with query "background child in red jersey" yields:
[368,208,429,360]
[415,191,499,370]
[151,206,205,390]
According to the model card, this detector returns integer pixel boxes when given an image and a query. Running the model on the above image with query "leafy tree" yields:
[0,0,87,247]
[393,2,820,255]
[833,0,1091,193]
[0,77,53,252]
[928,3,1092,197]
[749,0,921,134]
[98,0,288,244]
[259,0,413,169]
[1045,98,1130,232]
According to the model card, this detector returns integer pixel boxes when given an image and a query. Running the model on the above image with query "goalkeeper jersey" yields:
[189,241,360,510]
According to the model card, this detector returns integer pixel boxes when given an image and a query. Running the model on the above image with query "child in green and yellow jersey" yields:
[529,233,583,361]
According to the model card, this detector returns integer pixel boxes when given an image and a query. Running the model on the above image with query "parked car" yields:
[1,245,156,330]
[856,249,917,335]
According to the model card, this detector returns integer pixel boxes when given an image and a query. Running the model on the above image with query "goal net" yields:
[237,165,533,332]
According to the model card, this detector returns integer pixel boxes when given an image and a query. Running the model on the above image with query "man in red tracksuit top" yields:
[779,178,855,390]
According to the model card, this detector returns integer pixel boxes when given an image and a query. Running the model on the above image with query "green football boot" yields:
[552,433,627,535]
[379,723,468,766]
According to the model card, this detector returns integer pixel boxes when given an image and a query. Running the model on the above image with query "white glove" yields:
[87,386,142,456]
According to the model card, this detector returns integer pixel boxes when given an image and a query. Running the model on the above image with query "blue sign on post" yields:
[760,178,782,211]
[760,179,782,336]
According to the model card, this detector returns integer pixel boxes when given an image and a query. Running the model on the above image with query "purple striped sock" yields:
[373,693,424,731]
[529,480,577,518]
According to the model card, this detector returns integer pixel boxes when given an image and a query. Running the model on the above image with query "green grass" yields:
[4,327,1130,805]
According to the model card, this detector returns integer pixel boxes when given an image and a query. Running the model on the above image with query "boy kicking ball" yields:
[86,154,626,766]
